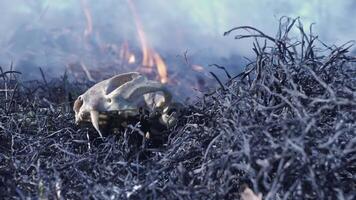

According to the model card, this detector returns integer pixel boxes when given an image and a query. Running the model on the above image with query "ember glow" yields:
[128,54,136,64]
[119,42,136,65]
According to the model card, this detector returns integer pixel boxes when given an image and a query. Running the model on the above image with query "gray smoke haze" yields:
[0,0,355,79]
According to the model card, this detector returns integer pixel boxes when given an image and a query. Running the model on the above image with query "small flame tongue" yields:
[120,42,136,64]
[153,52,168,84]
[81,0,93,38]
[128,54,136,64]
[79,0,169,84]
[126,0,168,84]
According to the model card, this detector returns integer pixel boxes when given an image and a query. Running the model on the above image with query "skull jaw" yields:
[75,111,91,124]
[74,103,182,137]
[74,108,141,136]
[73,72,179,138]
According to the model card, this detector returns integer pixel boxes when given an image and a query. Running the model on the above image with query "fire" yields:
[153,52,168,83]
[80,0,93,38]
[80,0,169,84]
[120,42,136,64]
[126,0,168,83]
[126,0,153,67]
[128,54,136,64]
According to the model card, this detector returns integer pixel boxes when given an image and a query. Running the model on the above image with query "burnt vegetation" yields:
[1,18,355,199]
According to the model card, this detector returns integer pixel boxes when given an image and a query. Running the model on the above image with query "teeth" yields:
[145,132,150,139]
[73,73,177,137]
[99,114,109,119]
[90,110,103,138]
[99,121,107,125]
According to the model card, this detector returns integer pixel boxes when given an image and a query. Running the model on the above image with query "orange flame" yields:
[153,52,168,83]
[126,0,168,83]
[126,0,153,67]
[119,42,136,64]
[81,0,93,38]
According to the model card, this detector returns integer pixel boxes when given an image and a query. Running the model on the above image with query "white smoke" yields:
[0,0,355,78]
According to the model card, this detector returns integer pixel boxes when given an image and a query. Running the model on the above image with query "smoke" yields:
[0,0,355,79]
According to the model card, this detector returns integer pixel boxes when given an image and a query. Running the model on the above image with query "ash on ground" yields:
[0,18,355,199]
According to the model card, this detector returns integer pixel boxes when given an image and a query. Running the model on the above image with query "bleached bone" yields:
[73,72,175,137]
[240,187,262,200]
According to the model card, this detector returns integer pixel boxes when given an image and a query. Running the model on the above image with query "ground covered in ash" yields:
[1,18,355,199]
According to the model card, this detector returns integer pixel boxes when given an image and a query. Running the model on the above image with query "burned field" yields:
[1,19,356,199]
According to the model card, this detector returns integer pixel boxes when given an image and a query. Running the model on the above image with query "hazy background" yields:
[0,0,355,79]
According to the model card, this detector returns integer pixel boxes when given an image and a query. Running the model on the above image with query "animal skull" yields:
[73,72,178,137]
